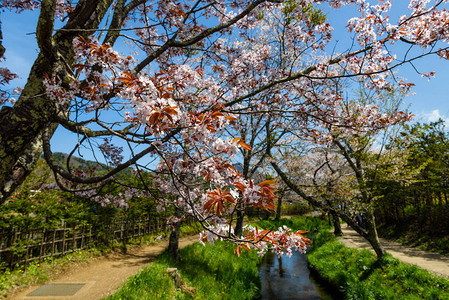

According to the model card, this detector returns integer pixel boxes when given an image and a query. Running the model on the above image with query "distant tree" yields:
[270,90,418,258]
[374,120,449,237]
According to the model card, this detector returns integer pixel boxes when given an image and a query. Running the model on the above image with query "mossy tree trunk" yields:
[0,0,123,204]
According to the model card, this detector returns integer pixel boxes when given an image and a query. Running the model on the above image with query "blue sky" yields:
[1,2,449,159]
[321,2,449,124]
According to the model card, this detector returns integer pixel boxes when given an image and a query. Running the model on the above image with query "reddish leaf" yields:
[212,111,224,120]
[258,180,277,187]
[233,182,246,192]
[264,199,276,211]
[234,244,242,257]
[239,141,252,151]
[234,243,251,257]
[163,106,178,115]
[149,111,161,125]
[295,230,308,235]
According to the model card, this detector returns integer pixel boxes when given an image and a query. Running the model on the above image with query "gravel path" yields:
[339,226,449,278]
[8,235,199,300]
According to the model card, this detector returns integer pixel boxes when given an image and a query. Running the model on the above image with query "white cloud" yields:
[421,109,449,124]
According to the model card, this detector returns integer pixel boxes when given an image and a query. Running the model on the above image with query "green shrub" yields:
[310,230,335,249]
[256,216,331,233]
[180,221,203,236]
[281,203,313,216]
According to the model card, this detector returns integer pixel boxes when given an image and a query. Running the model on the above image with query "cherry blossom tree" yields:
[0,0,449,256]
[269,88,420,257]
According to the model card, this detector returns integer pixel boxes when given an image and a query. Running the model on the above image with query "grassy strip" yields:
[106,241,261,300]
[180,221,203,237]
[308,231,449,300]
[255,215,332,233]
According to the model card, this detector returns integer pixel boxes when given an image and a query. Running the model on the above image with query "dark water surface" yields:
[258,251,335,300]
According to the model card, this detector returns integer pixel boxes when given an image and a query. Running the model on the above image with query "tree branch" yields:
[36,0,56,55]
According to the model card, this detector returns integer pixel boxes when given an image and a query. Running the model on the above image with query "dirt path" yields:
[339,226,449,278]
[8,235,199,300]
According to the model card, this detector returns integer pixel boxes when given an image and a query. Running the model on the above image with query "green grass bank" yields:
[308,230,449,300]
[107,216,330,300]
[105,241,262,300]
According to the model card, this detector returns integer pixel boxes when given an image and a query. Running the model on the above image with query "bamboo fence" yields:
[0,216,167,269]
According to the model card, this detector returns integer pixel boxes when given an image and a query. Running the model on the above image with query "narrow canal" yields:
[258,251,335,300]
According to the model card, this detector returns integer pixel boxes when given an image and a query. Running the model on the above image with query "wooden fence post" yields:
[62,224,66,255]
[51,229,56,256]
[5,230,14,269]
[39,229,45,261]
[72,225,77,252]
[88,226,92,248]
[81,225,85,249]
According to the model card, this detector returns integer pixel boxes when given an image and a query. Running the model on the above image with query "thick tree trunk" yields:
[342,211,386,258]
[168,224,181,261]
[168,208,181,261]
[0,0,114,204]
[275,197,282,220]
[337,211,385,258]
[330,211,343,236]
[234,208,244,237]
[364,213,385,258]
[0,125,57,203]
[0,53,59,203]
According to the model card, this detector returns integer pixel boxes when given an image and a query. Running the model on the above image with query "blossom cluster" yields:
[199,224,310,258]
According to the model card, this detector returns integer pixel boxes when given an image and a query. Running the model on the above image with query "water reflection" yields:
[258,251,335,300]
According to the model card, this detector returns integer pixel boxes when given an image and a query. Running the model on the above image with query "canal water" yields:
[258,251,335,300]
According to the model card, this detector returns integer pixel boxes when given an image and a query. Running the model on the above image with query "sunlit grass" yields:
[308,230,449,300]
[107,241,261,300]
[108,216,329,300]
[255,215,331,233]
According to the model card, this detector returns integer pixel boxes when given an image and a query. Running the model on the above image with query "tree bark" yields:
[168,208,181,261]
[168,225,181,261]
[330,211,342,236]
[275,195,282,220]
[0,0,114,204]
[335,210,385,258]
[0,52,58,203]
[234,207,244,237]
[364,213,385,258]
